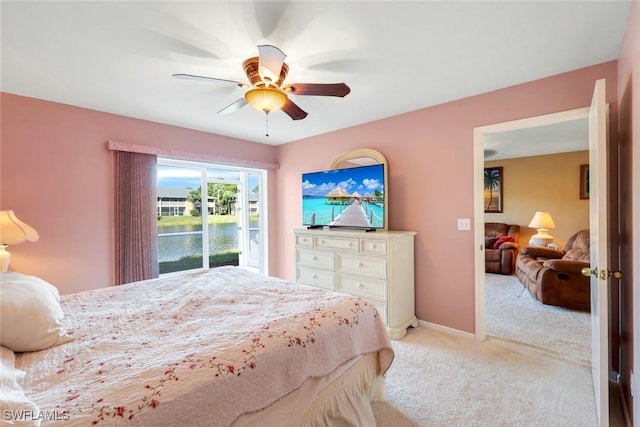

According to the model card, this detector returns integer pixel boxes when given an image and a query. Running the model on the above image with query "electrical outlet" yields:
[457,218,471,230]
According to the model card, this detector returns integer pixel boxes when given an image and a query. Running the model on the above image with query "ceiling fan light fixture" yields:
[174,44,347,123]
[245,88,287,114]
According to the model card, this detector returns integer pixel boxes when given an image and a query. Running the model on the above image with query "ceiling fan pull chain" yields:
[265,113,270,137]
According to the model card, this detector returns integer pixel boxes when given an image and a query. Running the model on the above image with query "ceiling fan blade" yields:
[281,99,308,120]
[285,83,350,97]
[218,98,248,114]
[257,44,286,83]
[173,73,246,87]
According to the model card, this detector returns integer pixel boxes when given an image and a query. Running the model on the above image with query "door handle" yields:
[581,267,623,279]
[608,270,623,279]
[581,267,597,277]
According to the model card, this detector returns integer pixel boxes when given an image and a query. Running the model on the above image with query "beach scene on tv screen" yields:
[302,164,385,228]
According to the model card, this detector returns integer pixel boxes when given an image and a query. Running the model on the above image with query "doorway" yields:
[481,123,591,360]
[474,82,623,426]
[473,107,590,340]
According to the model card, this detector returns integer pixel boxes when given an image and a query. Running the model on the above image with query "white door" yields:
[235,182,246,268]
[586,78,609,426]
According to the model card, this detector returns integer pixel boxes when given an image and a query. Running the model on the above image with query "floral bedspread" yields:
[15,267,394,426]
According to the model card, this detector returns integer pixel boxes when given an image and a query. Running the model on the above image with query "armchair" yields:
[515,229,590,311]
[484,223,520,275]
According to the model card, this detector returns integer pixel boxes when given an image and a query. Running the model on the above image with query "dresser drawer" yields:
[360,239,387,255]
[296,266,334,290]
[314,236,358,252]
[296,249,334,270]
[294,228,416,340]
[336,274,387,301]
[296,234,314,248]
[336,254,386,279]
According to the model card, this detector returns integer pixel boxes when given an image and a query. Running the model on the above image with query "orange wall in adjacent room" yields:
[485,151,590,249]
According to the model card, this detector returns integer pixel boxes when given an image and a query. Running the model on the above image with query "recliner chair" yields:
[484,223,520,275]
[515,229,590,311]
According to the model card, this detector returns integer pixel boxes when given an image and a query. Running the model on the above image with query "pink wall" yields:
[616,0,639,418]
[0,62,621,334]
[0,93,278,294]
[275,61,618,333]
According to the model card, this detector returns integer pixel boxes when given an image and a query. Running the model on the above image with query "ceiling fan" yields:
[173,44,351,123]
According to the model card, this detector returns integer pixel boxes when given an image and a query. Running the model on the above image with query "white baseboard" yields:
[417,319,475,339]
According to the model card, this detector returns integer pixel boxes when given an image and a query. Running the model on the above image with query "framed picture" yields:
[580,164,589,200]
[484,166,503,213]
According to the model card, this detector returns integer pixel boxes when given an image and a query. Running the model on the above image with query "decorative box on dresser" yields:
[294,228,418,339]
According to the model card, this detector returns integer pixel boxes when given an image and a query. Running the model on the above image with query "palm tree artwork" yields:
[484,167,503,212]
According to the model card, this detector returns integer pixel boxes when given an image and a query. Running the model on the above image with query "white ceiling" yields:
[0,1,630,153]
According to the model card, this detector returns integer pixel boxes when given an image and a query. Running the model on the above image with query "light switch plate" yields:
[457,218,471,230]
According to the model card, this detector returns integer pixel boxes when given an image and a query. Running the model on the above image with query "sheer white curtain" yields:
[114,151,159,284]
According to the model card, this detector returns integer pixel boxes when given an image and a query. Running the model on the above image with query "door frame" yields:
[473,106,590,340]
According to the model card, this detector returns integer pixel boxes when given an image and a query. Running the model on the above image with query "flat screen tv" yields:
[302,163,385,230]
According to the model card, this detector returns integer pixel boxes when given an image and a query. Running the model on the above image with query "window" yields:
[156,158,268,275]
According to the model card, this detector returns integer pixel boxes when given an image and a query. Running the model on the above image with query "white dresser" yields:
[294,228,417,339]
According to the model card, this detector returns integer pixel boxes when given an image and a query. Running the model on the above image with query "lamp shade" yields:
[245,88,287,113]
[528,211,556,230]
[0,211,39,245]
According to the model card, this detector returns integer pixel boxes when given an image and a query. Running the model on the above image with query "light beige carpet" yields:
[485,273,591,365]
[373,274,597,427]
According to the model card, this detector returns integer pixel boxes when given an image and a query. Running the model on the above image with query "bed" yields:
[0,266,394,426]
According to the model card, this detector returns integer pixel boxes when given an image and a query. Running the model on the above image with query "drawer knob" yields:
[358,283,364,288]
[357,261,364,267]
[372,244,376,248]
[312,274,317,279]
[312,256,318,261]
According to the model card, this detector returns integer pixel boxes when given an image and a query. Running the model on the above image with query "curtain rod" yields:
[106,140,279,170]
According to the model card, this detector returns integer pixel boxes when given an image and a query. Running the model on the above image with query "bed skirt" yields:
[234,351,384,426]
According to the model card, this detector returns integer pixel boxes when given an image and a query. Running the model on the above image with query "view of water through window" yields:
[158,222,258,262]
[156,160,266,274]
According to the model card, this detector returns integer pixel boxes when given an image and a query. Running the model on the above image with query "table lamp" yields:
[528,211,556,247]
[0,210,39,272]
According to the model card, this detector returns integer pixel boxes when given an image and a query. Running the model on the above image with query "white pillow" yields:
[0,272,73,352]
[0,346,40,426]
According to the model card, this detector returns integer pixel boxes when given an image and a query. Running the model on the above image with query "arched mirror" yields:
[330,149,389,230]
